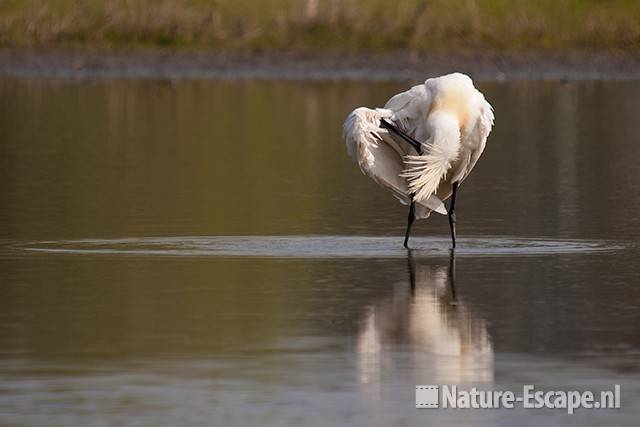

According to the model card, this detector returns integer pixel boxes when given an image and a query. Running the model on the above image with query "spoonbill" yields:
[342,73,494,248]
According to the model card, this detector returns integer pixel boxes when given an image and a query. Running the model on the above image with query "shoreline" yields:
[2,49,640,82]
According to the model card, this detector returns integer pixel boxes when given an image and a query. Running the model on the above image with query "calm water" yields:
[1,77,640,426]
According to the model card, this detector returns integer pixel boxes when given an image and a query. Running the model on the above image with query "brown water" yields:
[1,78,640,426]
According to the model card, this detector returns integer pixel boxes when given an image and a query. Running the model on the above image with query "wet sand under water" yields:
[2,49,640,81]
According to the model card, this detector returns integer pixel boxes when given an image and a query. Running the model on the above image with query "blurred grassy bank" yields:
[1,0,640,52]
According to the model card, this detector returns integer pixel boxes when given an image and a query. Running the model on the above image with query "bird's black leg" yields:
[403,200,416,248]
[448,182,459,249]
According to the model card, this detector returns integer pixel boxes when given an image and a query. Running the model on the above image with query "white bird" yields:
[342,73,494,248]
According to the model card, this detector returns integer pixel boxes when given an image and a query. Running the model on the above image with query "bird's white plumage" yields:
[343,73,494,219]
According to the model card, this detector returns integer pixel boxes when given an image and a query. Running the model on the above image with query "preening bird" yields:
[342,73,494,248]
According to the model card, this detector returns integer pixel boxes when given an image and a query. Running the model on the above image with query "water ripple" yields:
[14,235,624,259]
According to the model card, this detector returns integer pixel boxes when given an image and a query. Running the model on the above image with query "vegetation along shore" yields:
[1,0,640,52]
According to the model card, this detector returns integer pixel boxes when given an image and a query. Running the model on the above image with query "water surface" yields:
[1,78,640,426]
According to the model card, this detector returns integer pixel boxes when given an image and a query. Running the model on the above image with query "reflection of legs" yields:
[448,182,459,249]
[408,249,456,302]
[403,201,416,249]
[448,248,457,302]
[407,249,416,295]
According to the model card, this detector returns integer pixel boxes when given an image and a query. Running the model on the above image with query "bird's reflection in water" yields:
[357,251,493,391]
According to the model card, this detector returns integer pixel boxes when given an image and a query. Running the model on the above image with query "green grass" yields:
[1,0,640,52]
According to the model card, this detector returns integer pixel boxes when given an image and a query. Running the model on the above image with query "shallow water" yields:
[1,78,640,426]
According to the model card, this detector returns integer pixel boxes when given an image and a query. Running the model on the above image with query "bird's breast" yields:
[427,89,472,132]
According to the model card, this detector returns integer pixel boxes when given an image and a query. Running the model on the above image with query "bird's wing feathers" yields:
[383,84,431,143]
[342,106,447,217]
[450,96,494,183]
[343,107,392,175]
[342,107,406,200]
[464,98,495,180]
